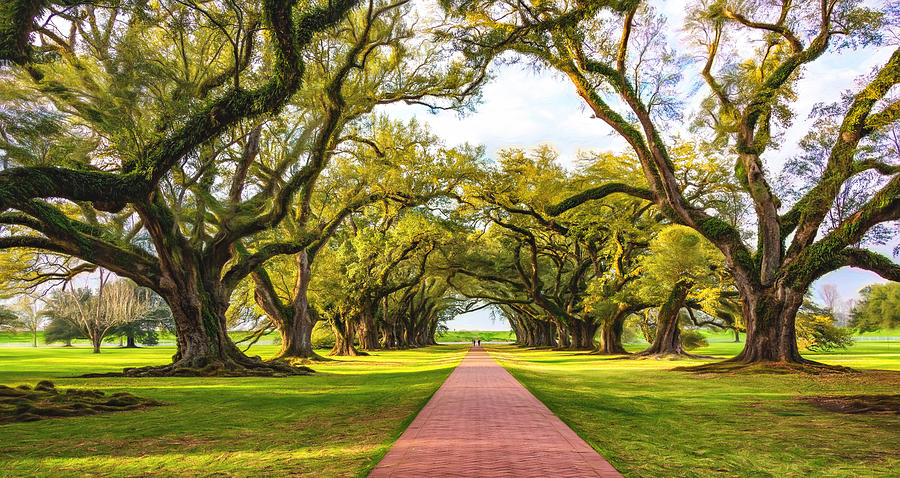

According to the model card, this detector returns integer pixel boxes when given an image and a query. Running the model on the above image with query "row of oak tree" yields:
[0,0,898,374]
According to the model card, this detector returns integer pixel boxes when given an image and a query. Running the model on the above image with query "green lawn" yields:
[0,344,467,477]
[435,330,515,343]
[487,341,900,477]
[3,338,898,477]
[0,330,282,346]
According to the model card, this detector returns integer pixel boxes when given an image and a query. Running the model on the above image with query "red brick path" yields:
[368,347,622,477]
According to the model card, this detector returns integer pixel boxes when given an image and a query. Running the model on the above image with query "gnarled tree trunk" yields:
[252,251,318,360]
[357,305,379,351]
[329,313,362,356]
[633,280,696,358]
[555,319,570,349]
[594,305,629,355]
[730,285,807,363]
[569,321,598,350]
[123,257,309,377]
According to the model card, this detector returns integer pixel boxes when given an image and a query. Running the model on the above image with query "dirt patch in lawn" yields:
[801,394,900,415]
[1,380,166,424]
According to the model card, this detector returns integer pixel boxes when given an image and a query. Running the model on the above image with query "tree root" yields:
[328,349,368,357]
[271,354,332,367]
[77,355,314,378]
[627,351,718,360]
[589,349,630,356]
[0,381,165,425]
[674,359,858,375]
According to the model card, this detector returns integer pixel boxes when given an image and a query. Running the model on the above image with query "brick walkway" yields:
[368,347,622,477]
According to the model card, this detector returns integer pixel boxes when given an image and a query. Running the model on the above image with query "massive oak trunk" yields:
[159,276,255,369]
[731,285,807,363]
[509,317,526,345]
[569,321,598,350]
[275,311,316,360]
[381,322,396,349]
[544,322,557,347]
[357,304,379,351]
[122,206,310,376]
[555,320,570,349]
[633,280,692,357]
[523,320,555,347]
[125,254,308,377]
[252,251,317,360]
[427,321,439,345]
[594,305,630,355]
[329,313,362,356]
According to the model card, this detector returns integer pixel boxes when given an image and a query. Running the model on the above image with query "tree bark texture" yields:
[633,280,692,357]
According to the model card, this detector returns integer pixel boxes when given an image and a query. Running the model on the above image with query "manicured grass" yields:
[0,344,467,477]
[487,342,900,477]
[435,330,515,343]
[0,331,42,345]
[0,331,282,346]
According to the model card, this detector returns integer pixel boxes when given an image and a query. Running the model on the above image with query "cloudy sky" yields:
[381,4,899,331]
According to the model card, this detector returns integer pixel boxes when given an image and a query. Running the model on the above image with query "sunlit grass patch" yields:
[0,344,467,477]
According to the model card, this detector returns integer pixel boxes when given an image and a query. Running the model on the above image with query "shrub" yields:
[311,321,335,349]
[681,330,708,350]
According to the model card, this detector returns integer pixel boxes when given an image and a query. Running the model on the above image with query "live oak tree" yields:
[311,210,427,355]
[450,146,659,352]
[443,0,900,367]
[630,225,730,358]
[0,0,482,374]
[249,118,483,360]
[0,0,364,374]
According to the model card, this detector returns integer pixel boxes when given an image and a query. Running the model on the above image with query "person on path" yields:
[477,339,481,347]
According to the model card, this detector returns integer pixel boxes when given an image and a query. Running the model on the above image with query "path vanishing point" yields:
[368,346,623,477]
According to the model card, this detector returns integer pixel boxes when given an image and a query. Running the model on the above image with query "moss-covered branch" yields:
[546,183,653,216]
[837,248,900,282]
[1,0,360,213]
[787,174,900,287]
[222,235,315,289]
[0,168,149,214]
[12,200,162,287]
[0,235,67,254]
[783,47,900,253]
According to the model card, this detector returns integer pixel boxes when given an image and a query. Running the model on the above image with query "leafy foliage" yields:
[796,298,853,351]
[851,282,900,333]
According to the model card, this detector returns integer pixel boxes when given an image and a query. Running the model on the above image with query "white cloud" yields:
[379,63,621,166]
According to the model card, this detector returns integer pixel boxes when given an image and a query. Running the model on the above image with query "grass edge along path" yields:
[369,346,622,477]
[0,344,467,477]
[357,371,450,477]
[486,343,900,478]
